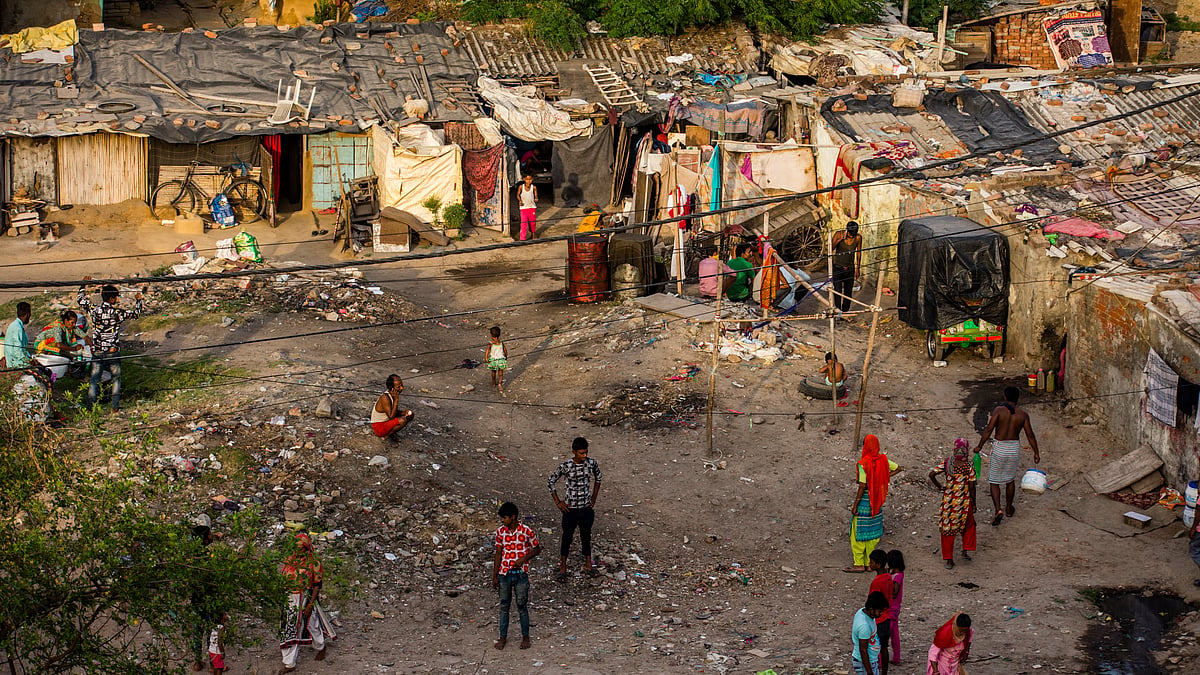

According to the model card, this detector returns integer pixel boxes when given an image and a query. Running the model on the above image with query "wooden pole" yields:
[827,228,839,426]
[706,144,724,459]
[901,0,910,25]
[853,257,890,450]
[675,226,685,295]
[936,6,949,66]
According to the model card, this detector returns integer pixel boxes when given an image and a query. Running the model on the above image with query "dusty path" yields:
[2,213,1198,674]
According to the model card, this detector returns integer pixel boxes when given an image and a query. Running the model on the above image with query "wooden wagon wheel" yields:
[778,223,827,272]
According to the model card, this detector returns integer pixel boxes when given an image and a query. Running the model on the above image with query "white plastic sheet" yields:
[372,125,464,223]
[476,77,592,142]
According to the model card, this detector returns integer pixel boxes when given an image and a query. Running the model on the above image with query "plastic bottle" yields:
[1027,373,1037,391]
[1037,368,1046,391]
[1046,369,1056,393]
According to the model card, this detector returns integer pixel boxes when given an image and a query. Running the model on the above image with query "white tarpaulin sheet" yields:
[372,124,463,223]
[723,141,816,194]
[477,76,592,142]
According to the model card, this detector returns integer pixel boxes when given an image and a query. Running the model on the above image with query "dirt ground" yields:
[5,205,1200,675]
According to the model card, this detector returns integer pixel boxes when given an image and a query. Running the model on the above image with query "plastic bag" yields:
[215,238,238,261]
[210,193,236,229]
[233,230,262,263]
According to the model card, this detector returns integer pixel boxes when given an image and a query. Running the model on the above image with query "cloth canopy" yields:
[476,76,593,142]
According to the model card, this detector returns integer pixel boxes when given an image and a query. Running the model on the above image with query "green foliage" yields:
[461,0,521,24]
[901,0,987,30]
[119,357,245,405]
[309,0,342,23]
[441,202,468,231]
[530,0,587,49]
[0,404,288,673]
[420,196,444,218]
[416,10,438,22]
[1165,12,1200,32]
[602,0,718,38]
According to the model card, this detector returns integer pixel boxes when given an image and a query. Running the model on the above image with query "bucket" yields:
[1185,506,1196,529]
[33,353,71,379]
[567,235,609,303]
[1021,468,1047,494]
[175,240,197,262]
[1186,481,1198,509]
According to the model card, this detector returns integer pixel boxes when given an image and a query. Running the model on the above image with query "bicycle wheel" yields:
[150,180,197,219]
[225,178,266,224]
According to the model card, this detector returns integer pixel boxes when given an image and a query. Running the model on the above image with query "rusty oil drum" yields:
[566,235,609,303]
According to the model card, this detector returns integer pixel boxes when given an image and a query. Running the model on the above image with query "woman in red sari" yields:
[927,613,972,675]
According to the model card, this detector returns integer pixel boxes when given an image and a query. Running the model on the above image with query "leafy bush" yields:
[901,0,988,30]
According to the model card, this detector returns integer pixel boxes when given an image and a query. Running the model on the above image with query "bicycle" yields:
[150,160,268,225]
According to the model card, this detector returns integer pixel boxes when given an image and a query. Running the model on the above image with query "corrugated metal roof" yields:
[461,27,758,81]
[1014,79,1200,163]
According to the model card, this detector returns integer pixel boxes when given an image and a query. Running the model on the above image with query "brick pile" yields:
[992,13,1060,70]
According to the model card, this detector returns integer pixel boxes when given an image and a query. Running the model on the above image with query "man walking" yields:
[78,284,142,412]
[548,437,602,580]
[974,386,1040,526]
[831,221,862,316]
[3,302,32,371]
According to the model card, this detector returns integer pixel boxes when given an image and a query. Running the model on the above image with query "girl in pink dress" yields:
[887,549,905,664]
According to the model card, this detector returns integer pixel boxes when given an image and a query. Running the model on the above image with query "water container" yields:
[1027,373,1037,390]
[566,235,609,303]
[1037,368,1046,391]
[1021,468,1047,494]
[1046,369,1056,393]
[1185,506,1196,529]
[1186,480,1198,509]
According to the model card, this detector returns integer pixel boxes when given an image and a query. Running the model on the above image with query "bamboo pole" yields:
[853,257,890,450]
[826,228,839,426]
[706,245,725,459]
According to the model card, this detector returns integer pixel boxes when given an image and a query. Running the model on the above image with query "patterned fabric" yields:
[486,342,507,371]
[547,458,603,509]
[495,523,539,574]
[1145,349,1178,427]
[854,491,884,542]
[35,320,78,356]
[464,144,504,201]
[987,439,1021,484]
[933,462,976,536]
[77,288,141,352]
[279,533,335,649]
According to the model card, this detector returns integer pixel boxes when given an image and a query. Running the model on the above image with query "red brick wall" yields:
[991,13,1060,70]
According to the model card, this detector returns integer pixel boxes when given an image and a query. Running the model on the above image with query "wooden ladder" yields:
[584,65,641,107]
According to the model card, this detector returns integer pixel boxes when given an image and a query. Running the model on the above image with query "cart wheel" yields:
[927,330,945,361]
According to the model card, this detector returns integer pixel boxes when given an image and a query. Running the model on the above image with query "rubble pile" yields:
[546,302,668,354]
[581,382,706,429]
[687,316,823,364]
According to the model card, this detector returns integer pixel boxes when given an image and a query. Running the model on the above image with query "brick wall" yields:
[1069,283,1200,486]
[992,13,1060,70]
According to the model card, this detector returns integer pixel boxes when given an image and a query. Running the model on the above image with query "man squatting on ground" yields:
[548,436,602,579]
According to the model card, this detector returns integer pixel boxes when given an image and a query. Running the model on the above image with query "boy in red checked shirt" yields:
[492,502,542,650]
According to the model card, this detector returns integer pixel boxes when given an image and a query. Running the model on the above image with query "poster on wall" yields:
[1042,9,1114,69]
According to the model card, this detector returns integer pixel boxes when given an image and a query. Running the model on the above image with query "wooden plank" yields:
[380,206,449,246]
[1085,444,1164,494]
[634,293,727,322]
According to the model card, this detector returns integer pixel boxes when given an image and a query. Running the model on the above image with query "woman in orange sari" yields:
[845,434,900,572]
[279,533,336,673]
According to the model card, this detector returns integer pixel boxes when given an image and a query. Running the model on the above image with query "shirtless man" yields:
[819,352,846,386]
[974,386,1039,526]
[370,374,414,442]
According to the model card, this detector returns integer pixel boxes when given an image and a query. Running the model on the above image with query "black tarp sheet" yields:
[821,88,1068,166]
[552,124,614,208]
[896,216,1009,331]
[0,22,477,143]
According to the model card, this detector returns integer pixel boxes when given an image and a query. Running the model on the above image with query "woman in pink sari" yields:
[927,613,972,675]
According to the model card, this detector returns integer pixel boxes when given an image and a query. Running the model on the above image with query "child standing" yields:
[867,549,893,675]
[517,174,538,240]
[887,549,905,665]
[493,501,541,650]
[486,326,508,392]
[208,612,228,675]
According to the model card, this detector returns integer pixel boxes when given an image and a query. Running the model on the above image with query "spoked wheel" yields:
[778,223,827,271]
[150,180,197,220]
[927,330,946,361]
[224,179,267,223]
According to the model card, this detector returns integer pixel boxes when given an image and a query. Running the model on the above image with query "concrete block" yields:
[174,214,206,235]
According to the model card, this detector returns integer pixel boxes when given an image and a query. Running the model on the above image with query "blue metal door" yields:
[309,132,373,209]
